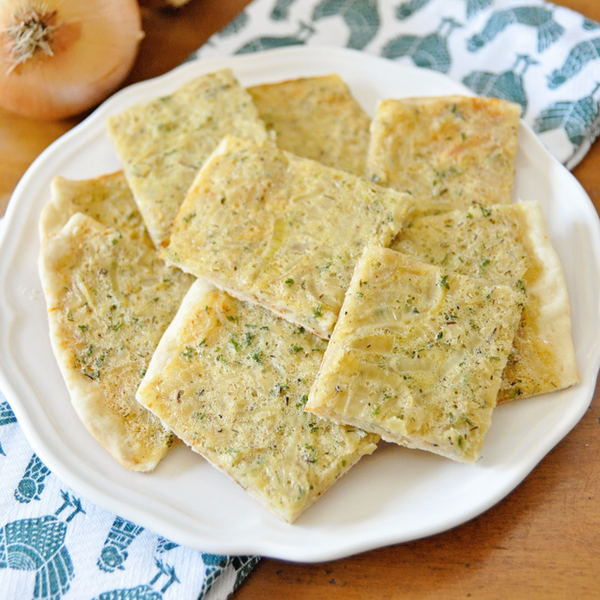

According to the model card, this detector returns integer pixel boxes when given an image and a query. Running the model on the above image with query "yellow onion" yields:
[0,0,144,120]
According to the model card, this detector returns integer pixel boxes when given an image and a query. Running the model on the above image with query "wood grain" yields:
[1,1,598,598]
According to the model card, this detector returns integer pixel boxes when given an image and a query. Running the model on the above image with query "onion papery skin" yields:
[0,0,144,120]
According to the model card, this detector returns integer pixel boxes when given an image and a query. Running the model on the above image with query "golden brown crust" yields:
[498,202,579,401]
[106,69,269,246]
[391,201,579,401]
[161,135,411,339]
[38,174,194,470]
[306,246,523,463]
[248,74,371,176]
[40,171,151,247]
[137,279,378,522]
[366,95,521,217]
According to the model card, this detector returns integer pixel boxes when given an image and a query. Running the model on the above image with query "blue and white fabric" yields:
[195,0,600,169]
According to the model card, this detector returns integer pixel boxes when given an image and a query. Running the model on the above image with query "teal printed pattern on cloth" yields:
[0,391,259,600]
[195,0,600,169]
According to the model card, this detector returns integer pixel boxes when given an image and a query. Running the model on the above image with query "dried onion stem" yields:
[3,7,58,73]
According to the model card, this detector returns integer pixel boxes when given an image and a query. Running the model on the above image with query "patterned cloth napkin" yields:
[195,0,600,169]
[0,387,258,600]
[2,1,599,599]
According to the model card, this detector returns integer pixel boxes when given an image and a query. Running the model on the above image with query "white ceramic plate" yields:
[1,47,600,563]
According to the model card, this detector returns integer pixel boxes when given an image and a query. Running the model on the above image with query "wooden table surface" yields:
[1,1,599,598]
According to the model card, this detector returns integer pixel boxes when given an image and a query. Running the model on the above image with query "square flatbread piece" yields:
[248,74,371,176]
[136,279,378,523]
[306,246,523,463]
[39,175,193,471]
[40,171,151,245]
[106,68,269,246]
[366,95,520,217]
[162,135,410,339]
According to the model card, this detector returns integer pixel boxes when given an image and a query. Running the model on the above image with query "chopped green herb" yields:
[508,386,522,399]
[230,335,241,352]
[82,368,100,380]
[297,394,309,408]
[271,383,289,396]
[304,444,318,462]
[181,346,195,359]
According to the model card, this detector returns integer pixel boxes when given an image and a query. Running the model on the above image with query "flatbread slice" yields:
[366,95,520,217]
[106,68,269,247]
[248,74,371,176]
[161,135,411,339]
[40,171,151,247]
[392,201,579,401]
[39,213,194,471]
[136,279,379,523]
[306,246,523,463]
[498,202,579,400]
